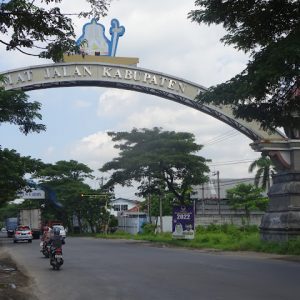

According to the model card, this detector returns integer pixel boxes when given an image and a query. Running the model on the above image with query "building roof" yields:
[111,197,139,204]
[192,178,267,200]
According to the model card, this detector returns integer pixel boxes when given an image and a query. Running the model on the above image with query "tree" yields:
[0,62,46,204]
[100,127,210,205]
[0,0,112,61]
[0,147,44,206]
[140,193,173,217]
[0,1,113,131]
[0,202,20,221]
[80,193,111,233]
[188,1,300,135]
[0,75,46,207]
[227,183,269,224]
[35,160,94,181]
[0,76,46,134]
[248,154,275,191]
[34,160,113,233]
[0,1,112,207]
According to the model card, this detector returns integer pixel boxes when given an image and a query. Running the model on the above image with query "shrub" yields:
[141,223,156,235]
[242,225,259,233]
[195,225,206,234]
[206,224,220,232]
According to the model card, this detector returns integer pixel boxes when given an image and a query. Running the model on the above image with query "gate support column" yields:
[252,140,300,241]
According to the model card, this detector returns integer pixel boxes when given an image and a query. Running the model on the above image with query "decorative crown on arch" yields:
[76,18,125,57]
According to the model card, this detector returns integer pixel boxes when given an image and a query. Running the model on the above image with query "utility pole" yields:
[202,183,205,215]
[148,176,152,223]
[159,194,163,233]
[137,204,140,234]
[97,176,107,189]
[212,171,221,215]
[217,171,220,215]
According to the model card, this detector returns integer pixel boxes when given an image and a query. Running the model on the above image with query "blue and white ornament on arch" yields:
[77,18,125,57]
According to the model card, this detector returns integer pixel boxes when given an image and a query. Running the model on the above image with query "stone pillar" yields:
[260,171,300,241]
[251,140,300,241]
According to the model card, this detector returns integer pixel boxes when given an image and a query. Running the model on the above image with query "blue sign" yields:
[77,18,125,57]
[172,206,195,239]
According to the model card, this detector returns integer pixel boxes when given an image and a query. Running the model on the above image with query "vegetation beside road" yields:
[0,250,37,300]
[88,224,300,256]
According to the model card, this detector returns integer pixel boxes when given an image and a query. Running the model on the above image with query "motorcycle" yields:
[50,246,64,270]
[40,241,51,258]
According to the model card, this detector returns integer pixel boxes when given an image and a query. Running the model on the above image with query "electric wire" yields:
[208,159,257,167]
[198,176,268,191]
[202,129,240,147]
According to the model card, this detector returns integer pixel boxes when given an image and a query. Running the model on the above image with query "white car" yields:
[13,225,33,243]
[52,225,67,240]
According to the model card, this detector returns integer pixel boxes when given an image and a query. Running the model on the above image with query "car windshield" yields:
[17,226,30,231]
[53,226,64,230]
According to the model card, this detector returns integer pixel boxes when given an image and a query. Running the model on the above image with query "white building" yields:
[191,177,268,200]
[109,198,138,217]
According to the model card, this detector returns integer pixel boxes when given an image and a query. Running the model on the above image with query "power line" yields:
[202,129,240,147]
[203,129,236,144]
[208,159,257,167]
[205,132,240,146]
[199,177,265,191]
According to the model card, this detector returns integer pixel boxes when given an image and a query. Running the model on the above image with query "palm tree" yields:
[248,154,275,191]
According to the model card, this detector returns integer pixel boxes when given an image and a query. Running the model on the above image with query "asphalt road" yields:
[1,234,300,300]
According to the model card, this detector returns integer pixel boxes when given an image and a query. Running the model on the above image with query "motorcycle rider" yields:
[41,226,52,243]
[40,226,52,253]
[49,226,64,269]
[49,226,63,254]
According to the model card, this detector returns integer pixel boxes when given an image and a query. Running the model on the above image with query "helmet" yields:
[53,227,60,236]
[43,226,49,232]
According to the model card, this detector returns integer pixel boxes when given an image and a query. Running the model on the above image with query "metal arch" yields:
[17,78,265,140]
[1,62,286,141]
[96,81,262,141]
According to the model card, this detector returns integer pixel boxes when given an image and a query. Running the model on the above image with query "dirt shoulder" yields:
[0,244,37,300]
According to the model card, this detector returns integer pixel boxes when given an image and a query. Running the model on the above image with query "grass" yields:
[81,224,300,256]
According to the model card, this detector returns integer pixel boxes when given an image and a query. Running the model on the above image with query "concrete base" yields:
[260,171,300,242]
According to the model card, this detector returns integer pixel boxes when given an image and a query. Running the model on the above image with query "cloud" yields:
[70,131,119,170]
[69,96,260,181]
[97,89,139,116]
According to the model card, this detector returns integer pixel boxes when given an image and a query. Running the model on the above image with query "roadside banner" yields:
[172,205,195,240]
[17,189,45,199]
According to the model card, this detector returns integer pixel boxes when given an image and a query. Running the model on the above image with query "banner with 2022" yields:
[172,206,195,240]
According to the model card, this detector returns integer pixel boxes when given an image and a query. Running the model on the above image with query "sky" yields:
[0,0,262,199]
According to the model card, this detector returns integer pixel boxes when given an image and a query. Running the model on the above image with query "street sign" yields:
[17,189,45,200]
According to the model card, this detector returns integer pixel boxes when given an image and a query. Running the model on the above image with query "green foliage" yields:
[188,1,300,132]
[80,223,300,255]
[0,202,19,220]
[227,183,269,220]
[101,127,210,205]
[34,160,110,233]
[0,75,46,205]
[0,77,46,134]
[109,215,118,228]
[140,193,173,217]
[34,160,94,182]
[0,147,44,206]
[141,223,156,235]
[248,154,275,191]
[0,0,112,61]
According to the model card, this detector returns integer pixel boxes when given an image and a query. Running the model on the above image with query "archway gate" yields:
[0,62,286,142]
[1,62,299,241]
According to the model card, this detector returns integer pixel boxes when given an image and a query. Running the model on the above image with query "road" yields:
[1,234,300,300]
